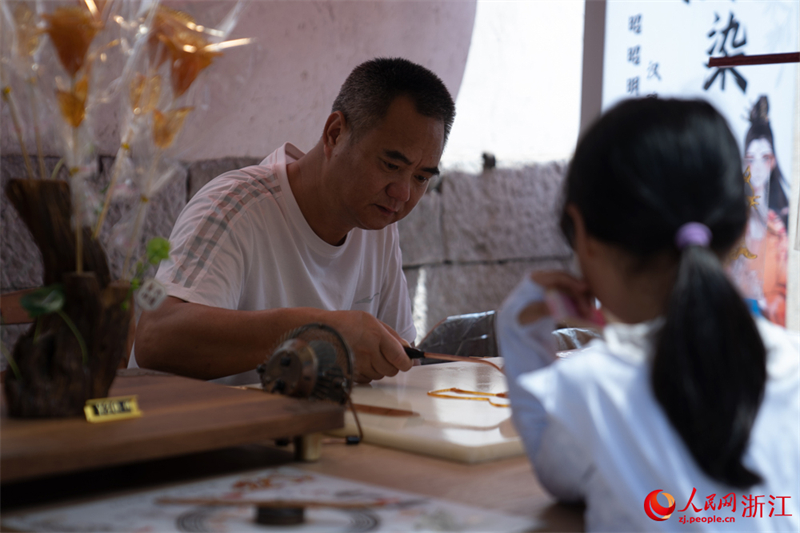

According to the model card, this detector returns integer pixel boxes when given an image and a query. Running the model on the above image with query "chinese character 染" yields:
[629,14,642,34]
[647,61,661,80]
[703,11,747,93]
[679,488,703,513]
[626,77,639,95]
[741,494,765,518]
[719,492,736,513]
[769,496,792,517]
[628,46,641,65]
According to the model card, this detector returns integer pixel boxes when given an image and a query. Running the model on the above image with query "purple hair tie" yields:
[675,222,712,250]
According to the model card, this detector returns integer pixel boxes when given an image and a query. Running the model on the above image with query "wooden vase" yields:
[3,179,132,417]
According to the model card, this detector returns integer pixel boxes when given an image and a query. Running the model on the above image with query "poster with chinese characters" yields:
[601,0,798,326]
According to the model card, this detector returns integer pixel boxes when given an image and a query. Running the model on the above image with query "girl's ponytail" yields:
[652,238,766,487]
[563,99,769,488]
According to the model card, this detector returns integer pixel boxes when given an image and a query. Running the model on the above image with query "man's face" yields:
[324,96,445,233]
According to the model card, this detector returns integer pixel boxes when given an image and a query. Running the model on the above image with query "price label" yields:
[84,395,142,423]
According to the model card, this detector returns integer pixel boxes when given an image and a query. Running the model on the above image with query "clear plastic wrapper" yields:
[99,1,251,277]
[418,311,499,361]
[418,310,602,364]
[1,0,251,302]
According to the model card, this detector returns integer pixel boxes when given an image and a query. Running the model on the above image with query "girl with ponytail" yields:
[497,98,799,532]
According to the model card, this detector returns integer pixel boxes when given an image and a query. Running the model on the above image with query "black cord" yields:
[345,392,363,445]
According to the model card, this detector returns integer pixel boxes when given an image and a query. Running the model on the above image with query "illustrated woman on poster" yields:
[732,96,789,325]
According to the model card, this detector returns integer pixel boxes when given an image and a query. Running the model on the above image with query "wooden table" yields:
[0,369,344,483]
[0,369,584,531]
[306,440,585,530]
[1,441,585,532]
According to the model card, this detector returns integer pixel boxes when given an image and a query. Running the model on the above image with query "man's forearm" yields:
[135,298,328,380]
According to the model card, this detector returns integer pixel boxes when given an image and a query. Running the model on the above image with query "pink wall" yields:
[1,1,477,161]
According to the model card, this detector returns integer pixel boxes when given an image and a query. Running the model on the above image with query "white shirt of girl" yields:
[497,275,800,532]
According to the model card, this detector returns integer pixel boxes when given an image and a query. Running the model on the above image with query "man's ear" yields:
[322,111,348,158]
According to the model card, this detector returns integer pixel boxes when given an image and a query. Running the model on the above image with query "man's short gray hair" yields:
[332,57,456,144]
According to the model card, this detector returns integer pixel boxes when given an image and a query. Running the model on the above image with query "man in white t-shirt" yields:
[134,58,455,385]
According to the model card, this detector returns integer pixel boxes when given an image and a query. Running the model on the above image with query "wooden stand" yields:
[3,179,130,417]
[294,432,323,462]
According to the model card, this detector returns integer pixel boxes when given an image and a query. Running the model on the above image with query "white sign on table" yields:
[328,358,523,464]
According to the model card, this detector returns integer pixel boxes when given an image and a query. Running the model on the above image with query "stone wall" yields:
[1,155,572,352]
[186,158,575,344]
[398,163,573,341]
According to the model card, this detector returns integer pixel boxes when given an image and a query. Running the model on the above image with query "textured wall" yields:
[180,160,574,342]
[1,1,477,161]
[399,163,573,340]
[1,0,478,355]
[1,156,573,351]
[186,159,575,343]
[0,156,187,288]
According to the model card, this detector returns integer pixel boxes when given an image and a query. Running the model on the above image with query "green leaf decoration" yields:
[56,309,88,365]
[19,284,88,364]
[20,284,65,318]
[146,237,171,265]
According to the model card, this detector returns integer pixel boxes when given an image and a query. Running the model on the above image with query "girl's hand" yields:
[529,271,599,327]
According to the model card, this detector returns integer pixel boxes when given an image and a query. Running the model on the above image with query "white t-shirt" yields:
[497,276,800,532]
[131,143,415,384]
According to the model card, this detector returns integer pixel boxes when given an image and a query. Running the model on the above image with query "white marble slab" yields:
[329,358,524,464]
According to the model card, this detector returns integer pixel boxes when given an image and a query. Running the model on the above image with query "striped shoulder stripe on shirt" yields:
[171,168,281,288]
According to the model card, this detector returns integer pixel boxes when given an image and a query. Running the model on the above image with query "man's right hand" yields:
[135,299,413,383]
[323,310,413,383]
